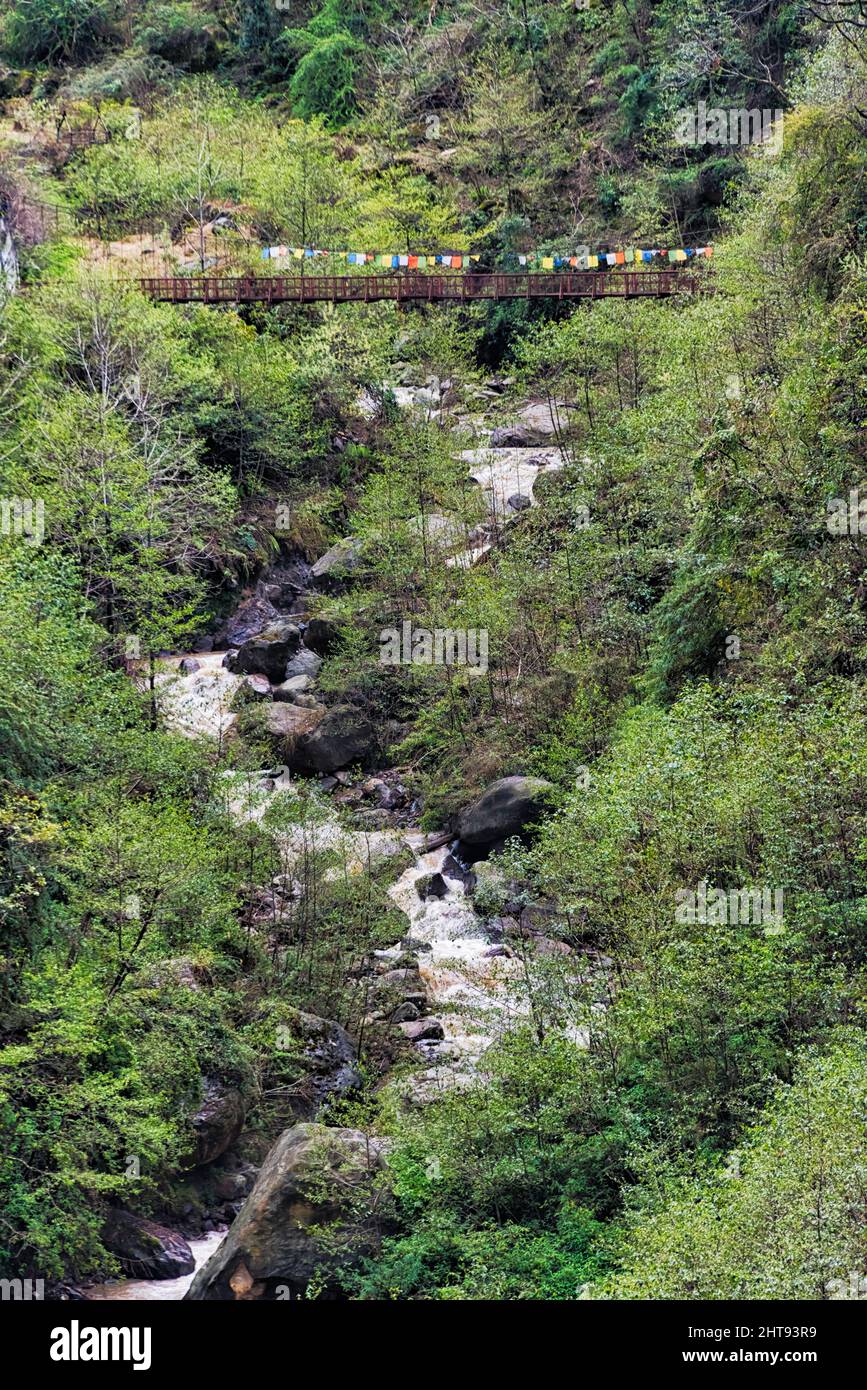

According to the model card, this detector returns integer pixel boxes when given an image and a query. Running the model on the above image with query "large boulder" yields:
[457,775,554,847]
[303,616,340,656]
[272,674,314,703]
[283,646,323,681]
[228,623,302,683]
[291,705,376,773]
[416,871,449,900]
[217,596,280,648]
[310,539,362,586]
[271,1009,361,1118]
[489,423,546,448]
[516,400,563,437]
[230,673,273,710]
[184,1125,391,1300]
[399,1017,445,1043]
[374,967,427,1015]
[189,1079,247,1167]
[264,701,325,754]
[101,1210,194,1280]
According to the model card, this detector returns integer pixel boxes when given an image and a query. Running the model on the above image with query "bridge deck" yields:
[138,270,697,304]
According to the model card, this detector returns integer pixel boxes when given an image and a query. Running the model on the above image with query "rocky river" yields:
[81,382,570,1300]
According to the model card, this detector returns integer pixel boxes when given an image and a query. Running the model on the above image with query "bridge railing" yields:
[138,270,697,303]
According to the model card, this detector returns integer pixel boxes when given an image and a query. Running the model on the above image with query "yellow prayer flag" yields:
[588,254,599,268]
[542,256,554,269]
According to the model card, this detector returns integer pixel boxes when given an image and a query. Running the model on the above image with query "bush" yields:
[1,0,121,66]
[134,3,225,72]
[288,31,361,126]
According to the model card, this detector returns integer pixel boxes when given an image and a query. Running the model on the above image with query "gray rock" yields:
[240,673,272,701]
[228,623,302,683]
[531,935,572,957]
[489,423,546,448]
[179,657,201,674]
[379,783,407,810]
[184,1124,391,1300]
[272,674,314,703]
[271,1008,361,1117]
[310,539,362,585]
[416,872,449,900]
[375,966,428,1014]
[102,1210,194,1280]
[457,775,554,847]
[442,853,476,891]
[283,647,323,681]
[264,702,325,750]
[218,596,280,647]
[188,1080,247,1168]
[399,1018,445,1043]
[379,968,424,990]
[212,1171,251,1203]
[507,493,532,512]
[291,704,376,773]
[390,1002,420,1023]
[303,616,340,655]
[381,952,418,973]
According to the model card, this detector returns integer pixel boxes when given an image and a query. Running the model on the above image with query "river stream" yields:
[85,390,563,1297]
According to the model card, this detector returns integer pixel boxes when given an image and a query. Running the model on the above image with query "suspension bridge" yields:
[0,187,705,306]
[137,269,697,304]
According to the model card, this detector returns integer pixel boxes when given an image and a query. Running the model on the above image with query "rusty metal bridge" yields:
[138,269,697,305]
